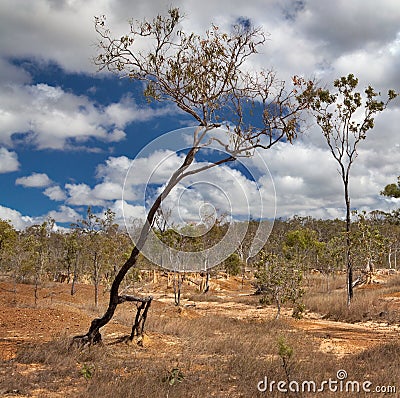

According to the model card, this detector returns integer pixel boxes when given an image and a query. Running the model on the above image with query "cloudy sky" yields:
[0,0,399,230]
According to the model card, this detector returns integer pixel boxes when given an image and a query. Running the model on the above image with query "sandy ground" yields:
[0,276,399,396]
[1,278,400,360]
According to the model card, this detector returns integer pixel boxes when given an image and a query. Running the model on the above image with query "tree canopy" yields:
[381,176,400,198]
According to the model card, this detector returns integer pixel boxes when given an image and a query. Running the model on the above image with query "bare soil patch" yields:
[0,276,399,397]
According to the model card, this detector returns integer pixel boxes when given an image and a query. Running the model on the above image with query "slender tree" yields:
[24,220,54,306]
[381,177,400,268]
[306,74,397,305]
[352,210,386,280]
[73,207,118,307]
[74,8,315,345]
[254,251,304,319]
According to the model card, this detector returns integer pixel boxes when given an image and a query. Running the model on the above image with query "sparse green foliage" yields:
[81,363,95,380]
[254,251,304,319]
[381,176,400,198]
[163,367,185,386]
[277,337,294,383]
[305,74,398,305]
[0,219,17,273]
[224,253,242,276]
[284,227,325,271]
[23,220,54,305]
[72,207,120,306]
[352,210,387,275]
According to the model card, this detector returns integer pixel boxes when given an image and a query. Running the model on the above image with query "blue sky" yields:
[0,0,399,230]
[1,63,188,224]
[1,62,184,213]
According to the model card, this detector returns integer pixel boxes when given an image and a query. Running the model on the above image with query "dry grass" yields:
[1,316,331,397]
[303,274,400,323]
[1,276,400,397]
[6,316,399,397]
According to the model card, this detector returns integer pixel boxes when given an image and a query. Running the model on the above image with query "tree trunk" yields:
[66,261,72,284]
[71,253,79,296]
[344,180,353,306]
[173,271,182,306]
[73,158,178,345]
[204,271,210,293]
[114,295,153,342]
[73,141,234,346]
[34,275,39,307]
[326,272,330,293]
[73,247,141,346]
[93,253,99,308]
[275,294,281,320]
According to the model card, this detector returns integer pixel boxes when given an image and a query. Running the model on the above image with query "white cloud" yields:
[0,205,36,230]
[0,147,19,173]
[120,151,274,223]
[95,155,132,183]
[297,0,400,55]
[65,183,107,206]
[1,0,399,222]
[0,0,109,74]
[47,205,80,223]
[89,124,399,224]
[43,185,67,201]
[0,204,80,229]
[63,151,186,208]
[110,199,146,225]
[0,0,398,94]
[254,139,400,218]
[0,83,173,150]
[96,150,186,186]
[1,0,398,89]
[15,172,52,188]
[93,182,123,200]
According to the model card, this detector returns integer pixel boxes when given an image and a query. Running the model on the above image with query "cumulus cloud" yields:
[65,183,107,206]
[63,151,185,208]
[68,121,398,224]
[254,138,400,219]
[43,185,67,201]
[47,205,81,223]
[0,0,109,74]
[0,147,19,173]
[0,204,80,229]
[1,0,399,225]
[297,0,400,55]
[110,199,146,225]
[0,205,36,230]
[1,0,399,89]
[15,172,52,188]
[0,84,173,150]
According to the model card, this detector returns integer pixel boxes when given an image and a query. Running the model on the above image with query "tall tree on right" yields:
[304,74,397,305]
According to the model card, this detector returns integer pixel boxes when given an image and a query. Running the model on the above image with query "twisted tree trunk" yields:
[73,145,226,345]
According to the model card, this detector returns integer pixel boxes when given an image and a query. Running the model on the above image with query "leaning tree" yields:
[305,74,397,305]
[74,8,315,345]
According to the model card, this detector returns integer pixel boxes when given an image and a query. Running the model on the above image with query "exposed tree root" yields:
[71,295,152,348]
